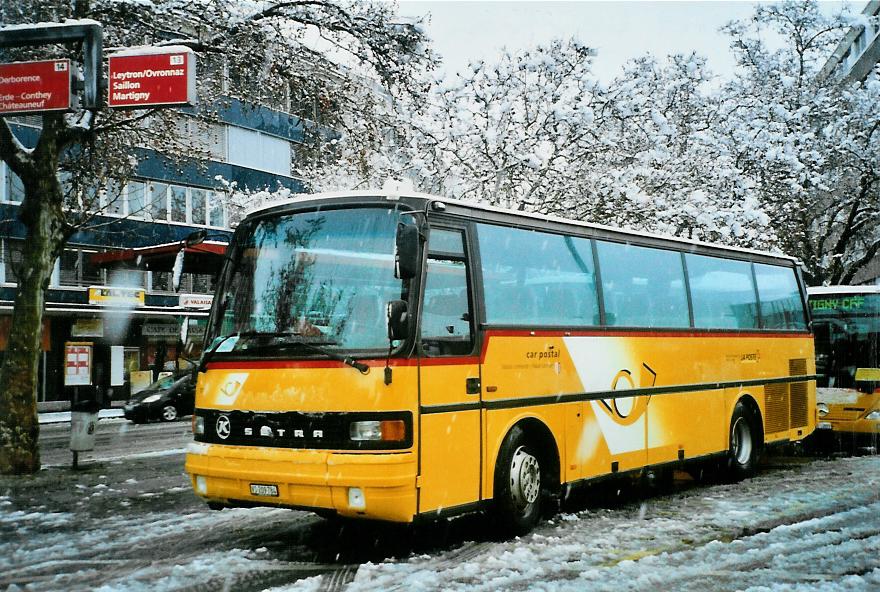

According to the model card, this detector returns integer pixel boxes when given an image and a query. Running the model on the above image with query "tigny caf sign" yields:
[0,59,71,115]
[108,47,196,108]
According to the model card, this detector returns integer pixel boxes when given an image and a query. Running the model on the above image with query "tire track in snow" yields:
[317,565,359,591]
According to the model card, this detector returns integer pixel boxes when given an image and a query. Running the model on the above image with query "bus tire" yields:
[493,426,543,536]
[726,401,760,481]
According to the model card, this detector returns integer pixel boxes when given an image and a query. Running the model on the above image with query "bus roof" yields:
[808,285,880,295]
[246,190,801,266]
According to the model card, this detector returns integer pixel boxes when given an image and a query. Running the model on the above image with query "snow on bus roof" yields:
[246,190,800,264]
[808,285,880,295]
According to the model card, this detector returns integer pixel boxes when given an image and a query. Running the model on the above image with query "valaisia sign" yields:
[108,48,196,108]
[0,59,71,115]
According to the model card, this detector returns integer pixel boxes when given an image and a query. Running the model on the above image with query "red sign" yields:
[0,59,71,115]
[64,342,93,387]
[108,50,196,108]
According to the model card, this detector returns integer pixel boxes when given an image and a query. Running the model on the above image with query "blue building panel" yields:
[134,149,307,194]
[181,96,338,144]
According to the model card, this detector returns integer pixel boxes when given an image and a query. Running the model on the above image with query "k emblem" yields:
[216,415,231,440]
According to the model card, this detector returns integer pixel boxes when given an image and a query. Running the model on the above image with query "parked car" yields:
[124,372,195,423]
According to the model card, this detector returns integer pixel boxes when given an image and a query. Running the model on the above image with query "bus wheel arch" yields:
[491,418,561,536]
[726,395,763,481]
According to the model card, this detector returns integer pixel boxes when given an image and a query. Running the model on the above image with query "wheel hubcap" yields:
[510,446,540,508]
[162,406,177,421]
[732,417,752,465]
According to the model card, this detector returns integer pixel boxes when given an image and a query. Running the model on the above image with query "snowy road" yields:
[1,422,878,591]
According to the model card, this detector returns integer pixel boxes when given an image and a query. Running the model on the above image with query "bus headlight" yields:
[193,415,205,435]
[817,403,829,417]
[866,410,880,421]
[350,420,406,442]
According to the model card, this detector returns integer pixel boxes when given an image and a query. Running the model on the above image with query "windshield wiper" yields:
[236,330,370,374]
[197,333,241,374]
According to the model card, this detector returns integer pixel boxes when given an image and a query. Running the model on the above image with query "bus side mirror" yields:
[395,223,420,280]
[387,300,409,341]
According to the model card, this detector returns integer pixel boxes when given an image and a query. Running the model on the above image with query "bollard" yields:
[70,398,100,469]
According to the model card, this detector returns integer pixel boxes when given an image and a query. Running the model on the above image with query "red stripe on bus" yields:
[204,358,480,370]
[205,330,807,371]
[482,329,810,339]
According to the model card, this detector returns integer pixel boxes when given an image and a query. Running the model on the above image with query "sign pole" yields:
[0,23,103,109]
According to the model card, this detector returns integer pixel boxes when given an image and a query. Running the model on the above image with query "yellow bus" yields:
[809,286,880,452]
[185,191,816,534]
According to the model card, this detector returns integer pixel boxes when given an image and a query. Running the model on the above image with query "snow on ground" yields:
[2,453,879,591]
[283,455,880,592]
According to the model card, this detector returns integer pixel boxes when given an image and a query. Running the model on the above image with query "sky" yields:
[398,1,853,81]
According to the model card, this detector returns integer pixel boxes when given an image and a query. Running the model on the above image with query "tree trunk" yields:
[0,119,66,475]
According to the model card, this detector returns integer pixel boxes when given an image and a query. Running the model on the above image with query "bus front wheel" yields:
[493,426,542,536]
[726,401,760,481]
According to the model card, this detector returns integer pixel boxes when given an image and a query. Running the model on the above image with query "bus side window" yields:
[422,229,474,357]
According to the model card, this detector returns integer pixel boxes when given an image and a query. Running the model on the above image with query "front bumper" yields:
[185,443,417,522]
[819,417,880,435]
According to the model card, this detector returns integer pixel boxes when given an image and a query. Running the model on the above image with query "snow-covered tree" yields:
[0,0,434,474]
[384,40,771,246]
[570,54,770,246]
[720,0,879,284]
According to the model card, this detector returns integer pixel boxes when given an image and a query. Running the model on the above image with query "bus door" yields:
[417,226,482,514]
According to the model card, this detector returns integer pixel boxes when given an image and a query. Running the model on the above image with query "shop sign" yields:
[179,294,213,309]
[142,323,179,337]
[188,322,207,337]
[88,286,145,307]
[64,342,92,386]
[108,49,196,108]
[0,59,71,115]
[72,318,104,338]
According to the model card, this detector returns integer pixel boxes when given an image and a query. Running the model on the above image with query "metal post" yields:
[0,23,104,109]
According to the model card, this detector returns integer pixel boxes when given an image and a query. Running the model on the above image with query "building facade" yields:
[0,94,314,406]
[819,0,880,82]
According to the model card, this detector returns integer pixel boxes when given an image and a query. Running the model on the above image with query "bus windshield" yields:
[810,293,880,389]
[208,206,405,354]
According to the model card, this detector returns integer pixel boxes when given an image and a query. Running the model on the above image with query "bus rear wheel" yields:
[493,426,542,536]
[726,401,760,481]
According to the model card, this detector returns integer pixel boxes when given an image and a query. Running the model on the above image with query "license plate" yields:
[250,483,279,497]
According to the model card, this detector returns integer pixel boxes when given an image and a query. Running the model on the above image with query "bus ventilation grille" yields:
[764,383,789,434]
[789,358,808,429]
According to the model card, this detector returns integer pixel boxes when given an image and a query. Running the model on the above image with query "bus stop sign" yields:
[0,59,71,115]
[108,48,196,108]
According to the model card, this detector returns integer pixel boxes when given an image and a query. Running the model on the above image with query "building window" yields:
[149,182,168,221]
[104,180,124,215]
[192,273,214,294]
[227,126,291,176]
[207,191,226,228]
[170,185,187,223]
[59,248,104,287]
[107,268,146,289]
[128,181,147,218]
[151,271,173,292]
[3,166,24,203]
[1,239,23,283]
[191,188,206,225]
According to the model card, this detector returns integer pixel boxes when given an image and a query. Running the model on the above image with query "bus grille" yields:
[764,383,789,434]
[789,358,808,428]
